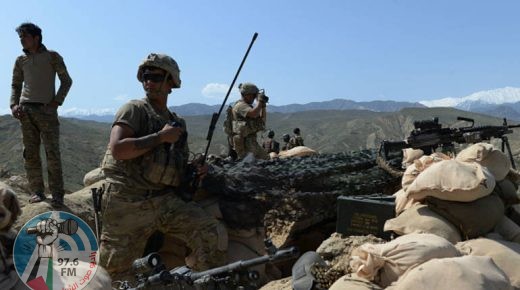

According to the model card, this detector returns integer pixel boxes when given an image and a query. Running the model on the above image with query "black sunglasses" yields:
[143,73,166,83]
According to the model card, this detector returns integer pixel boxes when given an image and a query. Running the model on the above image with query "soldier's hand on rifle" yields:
[195,162,209,180]
[189,153,209,180]
[158,123,184,144]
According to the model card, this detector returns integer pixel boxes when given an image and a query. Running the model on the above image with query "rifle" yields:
[379,116,520,169]
[116,246,298,290]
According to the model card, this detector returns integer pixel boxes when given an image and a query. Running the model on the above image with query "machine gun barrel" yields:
[378,116,520,170]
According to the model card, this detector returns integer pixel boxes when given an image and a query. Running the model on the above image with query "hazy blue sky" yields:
[1,0,519,114]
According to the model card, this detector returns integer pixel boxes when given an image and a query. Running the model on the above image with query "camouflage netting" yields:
[205,149,401,246]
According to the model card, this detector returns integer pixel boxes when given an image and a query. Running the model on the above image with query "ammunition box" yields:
[336,195,395,240]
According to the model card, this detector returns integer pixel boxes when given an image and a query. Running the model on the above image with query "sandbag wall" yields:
[340,143,520,290]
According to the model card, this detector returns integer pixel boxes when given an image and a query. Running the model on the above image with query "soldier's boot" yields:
[29,192,46,203]
[51,193,64,207]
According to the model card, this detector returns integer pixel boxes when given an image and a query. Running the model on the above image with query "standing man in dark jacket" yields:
[10,22,72,206]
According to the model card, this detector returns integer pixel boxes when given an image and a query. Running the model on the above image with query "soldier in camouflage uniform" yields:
[99,53,226,280]
[10,23,72,206]
[290,127,305,147]
[262,130,280,154]
[281,133,292,151]
[231,83,269,160]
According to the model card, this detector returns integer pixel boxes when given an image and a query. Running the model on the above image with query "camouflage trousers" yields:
[99,182,227,280]
[19,103,64,196]
[232,135,269,160]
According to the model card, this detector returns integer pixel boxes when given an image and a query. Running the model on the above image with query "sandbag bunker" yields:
[296,143,520,290]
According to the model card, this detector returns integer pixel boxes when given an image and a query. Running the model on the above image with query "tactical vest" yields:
[231,101,265,137]
[263,139,274,151]
[101,99,189,190]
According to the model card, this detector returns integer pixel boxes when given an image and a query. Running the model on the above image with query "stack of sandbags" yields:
[387,143,520,242]
[386,256,512,290]
[326,143,520,289]
[386,159,499,241]
[349,233,460,288]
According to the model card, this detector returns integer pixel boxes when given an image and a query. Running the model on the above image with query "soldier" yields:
[290,127,305,147]
[262,130,280,154]
[10,22,72,206]
[281,134,292,151]
[230,82,269,160]
[99,53,226,280]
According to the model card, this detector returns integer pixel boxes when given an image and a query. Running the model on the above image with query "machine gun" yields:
[379,116,520,169]
[116,245,298,290]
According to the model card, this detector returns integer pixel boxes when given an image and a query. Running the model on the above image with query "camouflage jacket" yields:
[10,44,72,107]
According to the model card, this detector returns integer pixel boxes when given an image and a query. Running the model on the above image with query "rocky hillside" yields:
[1,107,520,192]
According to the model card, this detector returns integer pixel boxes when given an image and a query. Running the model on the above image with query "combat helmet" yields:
[238,82,259,95]
[283,134,290,142]
[267,130,275,138]
[137,53,181,88]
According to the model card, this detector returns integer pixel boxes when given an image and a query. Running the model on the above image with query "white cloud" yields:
[201,83,240,99]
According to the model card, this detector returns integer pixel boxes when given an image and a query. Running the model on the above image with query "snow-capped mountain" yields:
[419,87,520,121]
[420,87,520,108]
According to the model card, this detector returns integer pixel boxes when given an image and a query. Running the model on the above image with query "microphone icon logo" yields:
[13,211,99,290]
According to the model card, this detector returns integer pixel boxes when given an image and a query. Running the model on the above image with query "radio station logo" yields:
[13,211,99,290]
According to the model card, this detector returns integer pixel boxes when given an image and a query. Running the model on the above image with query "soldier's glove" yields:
[258,93,269,104]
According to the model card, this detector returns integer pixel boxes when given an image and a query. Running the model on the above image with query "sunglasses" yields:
[143,73,166,83]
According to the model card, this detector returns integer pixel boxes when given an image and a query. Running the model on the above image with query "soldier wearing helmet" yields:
[229,82,269,160]
[99,53,226,280]
[290,127,305,147]
[262,130,280,154]
[282,133,292,151]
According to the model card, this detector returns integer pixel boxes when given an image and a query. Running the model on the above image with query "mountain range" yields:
[2,106,520,193]
[61,87,520,122]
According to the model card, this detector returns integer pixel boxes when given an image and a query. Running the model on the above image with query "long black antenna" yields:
[202,32,259,160]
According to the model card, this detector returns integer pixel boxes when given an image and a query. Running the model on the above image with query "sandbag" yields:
[401,153,450,192]
[227,227,271,285]
[456,142,511,180]
[384,204,462,244]
[278,146,317,158]
[406,160,495,202]
[494,216,520,243]
[495,178,520,206]
[457,238,520,289]
[401,148,424,169]
[393,189,420,216]
[509,204,520,227]
[83,167,105,186]
[425,193,505,239]
[350,233,460,287]
[386,256,512,290]
[329,274,383,290]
